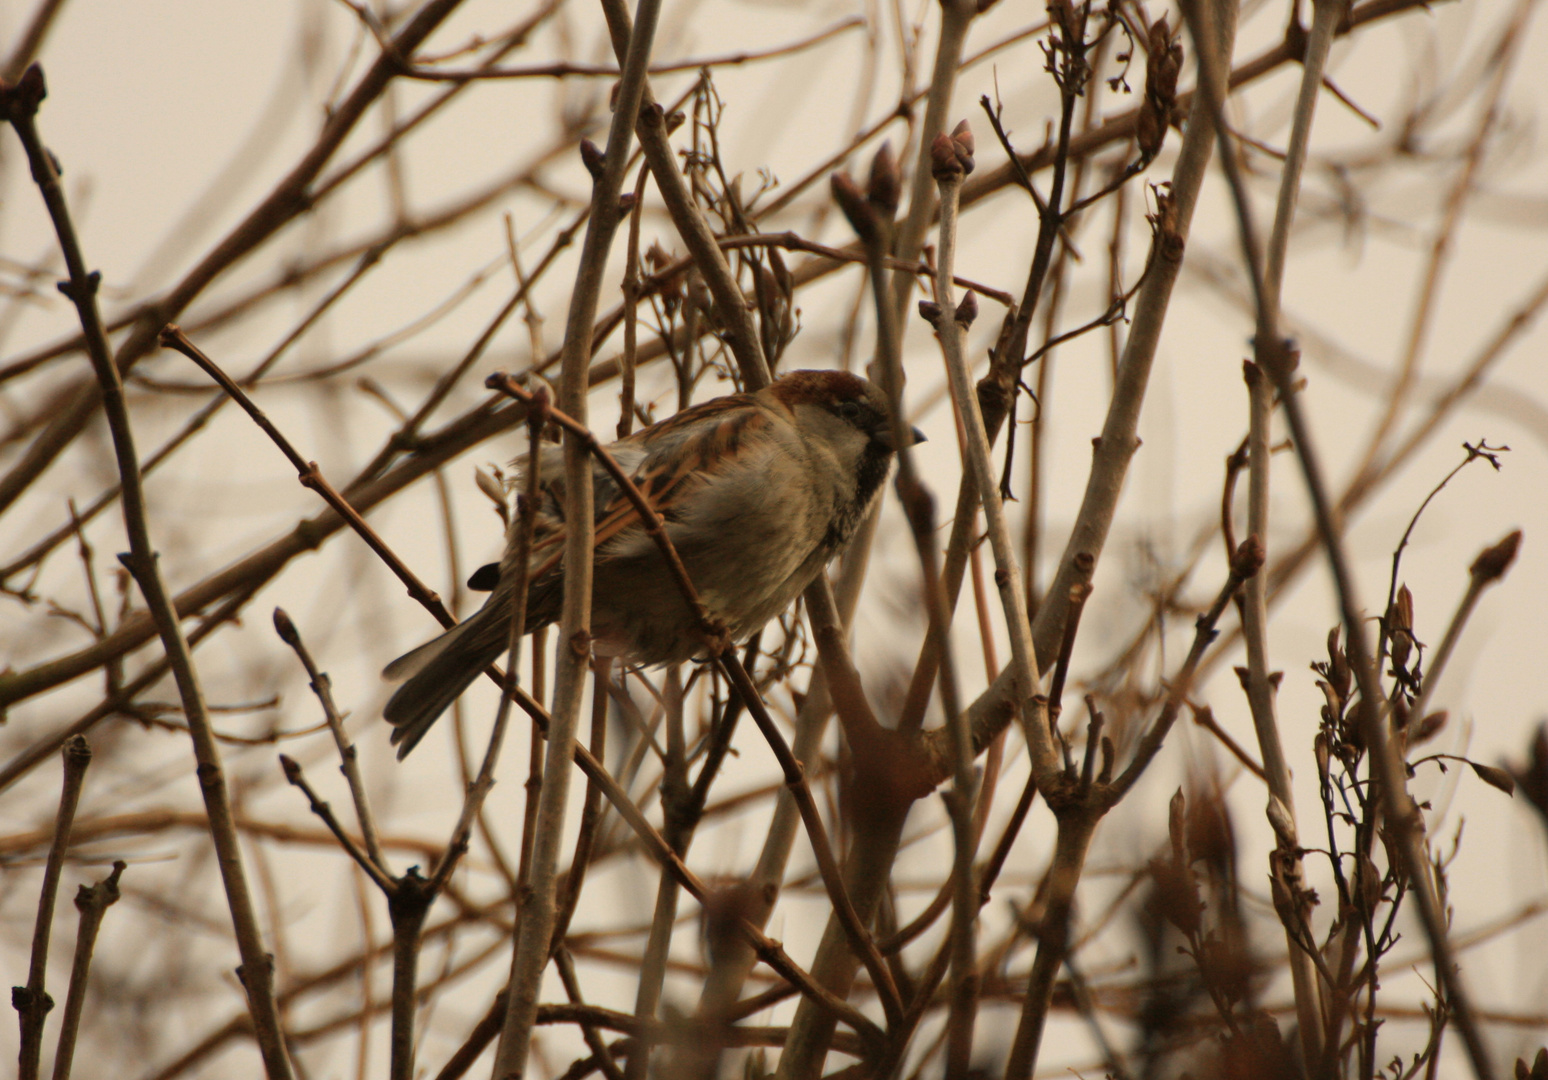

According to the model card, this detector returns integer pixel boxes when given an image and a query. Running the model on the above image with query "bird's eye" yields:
[836,400,862,420]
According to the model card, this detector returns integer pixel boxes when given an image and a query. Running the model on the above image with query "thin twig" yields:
[623,665,687,1080]
[159,326,448,616]
[492,0,662,1070]
[272,609,388,874]
[15,735,91,1080]
[0,0,472,521]
[944,0,1240,816]
[1409,530,1521,727]
[670,527,876,1080]
[506,688,887,1049]
[551,660,610,950]
[0,67,294,1080]
[1378,440,1510,674]
[1240,356,1323,1061]
[405,16,862,81]
[597,0,769,390]
[278,756,396,894]
[719,611,906,1029]
[1003,541,1259,1080]
[922,130,1003,1079]
[1110,540,1263,798]
[927,131,1053,785]
[485,370,904,1035]
[0,243,392,584]
[714,230,1015,307]
[618,165,650,439]
[0,582,260,796]
[49,860,125,1080]
[1353,0,1531,481]
[384,869,433,1080]
[1,0,68,82]
[1177,0,1497,1069]
[425,390,548,899]
[887,0,978,326]
[0,0,1451,732]
[554,949,627,1080]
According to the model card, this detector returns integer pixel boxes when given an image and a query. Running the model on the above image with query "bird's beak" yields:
[877,425,927,451]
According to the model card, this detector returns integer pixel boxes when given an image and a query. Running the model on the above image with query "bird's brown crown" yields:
[768,369,870,407]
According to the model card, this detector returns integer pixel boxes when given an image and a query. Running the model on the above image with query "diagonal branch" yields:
[0,64,294,1080]
[1177,0,1498,1069]
[14,736,91,1080]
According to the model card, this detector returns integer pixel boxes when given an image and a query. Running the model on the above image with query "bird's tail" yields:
[382,607,508,759]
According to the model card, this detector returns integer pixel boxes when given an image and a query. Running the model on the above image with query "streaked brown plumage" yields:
[382,369,920,758]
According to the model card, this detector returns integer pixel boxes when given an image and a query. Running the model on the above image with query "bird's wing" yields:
[522,393,772,578]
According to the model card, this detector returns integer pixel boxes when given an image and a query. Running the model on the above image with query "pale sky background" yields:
[2,0,1546,1075]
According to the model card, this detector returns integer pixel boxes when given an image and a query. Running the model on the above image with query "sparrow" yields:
[382,368,923,758]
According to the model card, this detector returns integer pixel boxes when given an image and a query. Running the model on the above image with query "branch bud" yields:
[272,608,300,646]
[929,122,976,183]
[831,171,878,244]
[950,119,975,169]
[1469,528,1522,583]
[1232,534,1265,580]
[866,141,901,219]
[0,63,46,122]
[954,290,978,327]
[578,139,606,183]
[1266,794,1298,848]
[930,133,963,182]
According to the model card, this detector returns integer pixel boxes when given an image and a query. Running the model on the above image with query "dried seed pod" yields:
[646,242,685,310]
[1327,627,1351,700]
[1137,16,1183,161]
[1411,710,1449,746]
[1470,760,1516,796]
[1315,680,1339,724]
[1506,723,1548,825]
[1387,585,1414,673]
[1168,788,1187,861]
[1186,787,1235,876]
